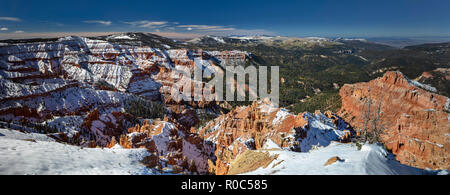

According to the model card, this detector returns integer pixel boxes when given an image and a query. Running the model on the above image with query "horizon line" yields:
[1,31,450,41]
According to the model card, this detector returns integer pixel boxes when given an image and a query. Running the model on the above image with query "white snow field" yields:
[0,128,154,175]
[246,140,445,175]
[0,127,446,175]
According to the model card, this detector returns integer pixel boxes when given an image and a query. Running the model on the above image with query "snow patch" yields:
[263,139,281,150]
[408,79,437,93]
[0,128,155,175]
[108,35,135,40]
[246,142,431,175]
[272,109,290,126]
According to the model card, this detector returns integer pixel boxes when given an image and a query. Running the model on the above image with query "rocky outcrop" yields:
[418,68,450,81]
[227,150,278,175]
[339,71,449,170]
[81,110,135,147]
[416,68,450,97]
[199,100,353,175]
[324,156,342,166]
[109,119,215,174]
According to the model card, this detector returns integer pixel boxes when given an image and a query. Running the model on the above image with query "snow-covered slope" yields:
[0,34,250,143]
[0,128,154,175]
[246,141,445,175]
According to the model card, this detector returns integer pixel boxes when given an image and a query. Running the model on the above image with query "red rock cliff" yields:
[339,71,449,170]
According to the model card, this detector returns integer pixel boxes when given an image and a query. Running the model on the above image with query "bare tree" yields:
[360,88,385,144]
[371,92,386,143]
[362,88,372,142]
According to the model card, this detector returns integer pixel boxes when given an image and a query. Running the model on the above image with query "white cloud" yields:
[0,27,8,31]
[0,17,21,22]
[83,20,112,26]
[14,30,25,34]
[175,24,274,36]
[123,20,168,29]
[217,28,274,36]
[177,25,236,31]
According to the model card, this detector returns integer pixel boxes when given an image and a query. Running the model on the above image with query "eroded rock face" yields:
[109,119,215,174]
[339,71,449,170]
[81,110,135,147]
[0,35,249,131]
[199,100,353,175]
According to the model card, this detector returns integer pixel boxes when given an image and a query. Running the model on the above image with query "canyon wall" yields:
[0,35,250,145]
[339,71,449,170]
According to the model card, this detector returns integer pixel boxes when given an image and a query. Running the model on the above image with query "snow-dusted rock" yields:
[198,100,353,175]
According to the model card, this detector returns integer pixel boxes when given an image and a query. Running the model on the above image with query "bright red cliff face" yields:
[339,71,449,170]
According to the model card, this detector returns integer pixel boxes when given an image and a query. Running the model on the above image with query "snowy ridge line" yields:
[0,121,42,133]
[0,82,79,102]
[392,71,438,93]
[0,87,135,121]
[245,142,444,175]
[0,128,156,175]
[408,79,437,93]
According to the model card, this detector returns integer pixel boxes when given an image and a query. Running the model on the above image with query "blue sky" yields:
[0,0,449,38]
